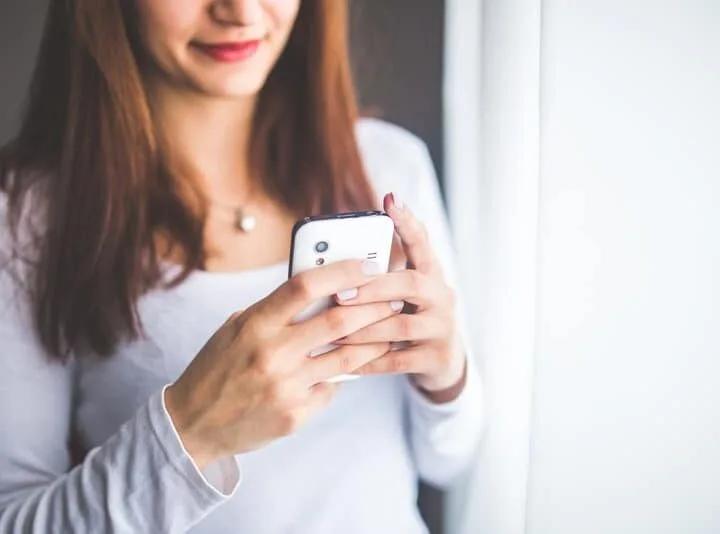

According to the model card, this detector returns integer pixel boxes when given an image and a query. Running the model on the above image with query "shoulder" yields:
[355,118,433,181]
[355,118,438,205]
[356,117,430,162]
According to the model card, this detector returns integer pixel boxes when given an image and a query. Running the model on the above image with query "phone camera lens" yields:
[315,241,329,254]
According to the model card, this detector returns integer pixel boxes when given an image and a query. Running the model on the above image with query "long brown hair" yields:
[0,0,377,361]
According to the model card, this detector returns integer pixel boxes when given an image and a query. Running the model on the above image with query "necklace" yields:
[233,207,257,233]
[208,198,257,233]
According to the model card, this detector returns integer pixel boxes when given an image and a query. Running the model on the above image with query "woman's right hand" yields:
[164,260,397,469]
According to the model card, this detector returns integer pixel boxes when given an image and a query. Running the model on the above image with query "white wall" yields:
[445,1,720,533]
[527,1,720,533]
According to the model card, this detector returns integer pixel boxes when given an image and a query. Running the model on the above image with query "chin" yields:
[190,72,269,99]
[205,82,266,99]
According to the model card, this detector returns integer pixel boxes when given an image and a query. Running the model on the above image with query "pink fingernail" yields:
[337,288,358,301]
[390,300,405,312]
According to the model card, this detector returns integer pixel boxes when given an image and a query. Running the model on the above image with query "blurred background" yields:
[2,1,720,534]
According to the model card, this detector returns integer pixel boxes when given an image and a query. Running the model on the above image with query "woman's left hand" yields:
[334,193,468,401]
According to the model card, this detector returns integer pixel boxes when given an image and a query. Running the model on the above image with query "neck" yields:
[151,84,258,201]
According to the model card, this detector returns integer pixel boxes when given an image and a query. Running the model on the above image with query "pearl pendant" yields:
[235,209,256,232]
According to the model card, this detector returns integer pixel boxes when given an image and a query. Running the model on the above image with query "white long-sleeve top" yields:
[0,119,484,534]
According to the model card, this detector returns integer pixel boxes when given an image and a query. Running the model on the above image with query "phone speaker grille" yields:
[366,252,378,260]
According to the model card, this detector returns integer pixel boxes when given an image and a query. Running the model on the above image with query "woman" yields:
[0,0,483,532]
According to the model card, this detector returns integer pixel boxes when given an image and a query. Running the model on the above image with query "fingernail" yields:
[362,260,381,276]
[391,192,404,210]
[390,300,405,312]
[337,288,358,301]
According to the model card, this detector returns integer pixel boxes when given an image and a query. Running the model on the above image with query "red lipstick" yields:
[193,40,261,62]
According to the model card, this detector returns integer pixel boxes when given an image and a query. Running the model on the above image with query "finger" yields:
[304,342,391,384]
[334,269,445,310]
[353,345,433,377]
[389,235,408,271]
[256,259,382,324]
[384,193,441,275]
[289,301,402,356]
[293,382,341,426]
[336,313,446,345]
[305,381,340,409]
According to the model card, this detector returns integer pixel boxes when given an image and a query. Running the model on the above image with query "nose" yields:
[211,0,264,26]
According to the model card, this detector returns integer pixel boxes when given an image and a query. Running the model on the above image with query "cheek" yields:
[264,0,301,37]
[134,0,202,51]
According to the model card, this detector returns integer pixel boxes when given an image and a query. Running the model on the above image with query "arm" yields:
[400,138,486,489]
[0,229,240,532]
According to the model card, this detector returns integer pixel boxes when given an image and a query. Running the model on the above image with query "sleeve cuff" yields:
[403,354,485,487]
[148,386,242,501]
[404,355,483,416]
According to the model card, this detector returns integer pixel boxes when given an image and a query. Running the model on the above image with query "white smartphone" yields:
[288,210,395,382]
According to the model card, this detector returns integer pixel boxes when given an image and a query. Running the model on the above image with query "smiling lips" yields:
[193,40,262,62]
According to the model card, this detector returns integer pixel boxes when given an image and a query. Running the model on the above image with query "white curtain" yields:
[443,1,542,532]
[443,1,720,533]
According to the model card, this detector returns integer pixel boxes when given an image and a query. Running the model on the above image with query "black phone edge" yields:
[287,210,390,279]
